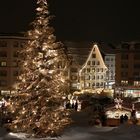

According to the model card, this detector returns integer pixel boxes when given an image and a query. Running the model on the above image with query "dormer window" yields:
[92,53,96,58]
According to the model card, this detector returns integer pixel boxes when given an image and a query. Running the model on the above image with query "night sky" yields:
[0,0,140,43]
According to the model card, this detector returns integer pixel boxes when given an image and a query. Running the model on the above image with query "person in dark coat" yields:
[74,100,78,111]
[120,115,124,124]
[124,114,128,122]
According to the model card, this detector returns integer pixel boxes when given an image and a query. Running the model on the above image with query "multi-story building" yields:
[79,44,107,90]
[115,42,140,97]
[99,44,116,89]
[65,41,108,92]
[0,34,70,95]
[65,41,93,92]
[104,54,115,88]
[0,33,27,94]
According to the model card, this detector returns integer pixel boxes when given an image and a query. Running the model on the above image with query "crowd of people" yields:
[120,114,128,124]
[64,98,81,111]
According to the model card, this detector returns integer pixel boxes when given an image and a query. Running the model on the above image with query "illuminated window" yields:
[0,61,7,67]
[121,80,128,85]
[134,81,140,86]
[86,83,90,87]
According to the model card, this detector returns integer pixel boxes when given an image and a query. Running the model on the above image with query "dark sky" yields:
[0,0,140,43]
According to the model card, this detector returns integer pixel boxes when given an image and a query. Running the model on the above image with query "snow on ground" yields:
[1,109,140,140]
[0,124,140,140]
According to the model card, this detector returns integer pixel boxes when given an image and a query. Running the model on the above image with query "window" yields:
[87,61,91,65]
[13,61,18,67]
[0,51,7,57]
[105,58,110,61]
[92,53,96,58]
[0,61,7,67]
[96,83,99,86]
[20,42,26,48]
[121,80,128,85]
[71,83,77,88]
[13,51,19,57]
[121,63,128,68]
[85,75,90,80]
[100,68,103,72]
[100,82,103,86]
[0,80,7,87]
[13,71,19,76]
[0,41,7,47]
[101,75,103,79]
[0,70,7,76]
[133,72,140,77]
[97,68,100,72]
[87,68,90,72]
[92,61,95,65]
[86,83,90,87]
[13,41,19,47]
[97,61,100,65]
[134,81,140,86]
[92,76,95,80]
[121,72,128,77]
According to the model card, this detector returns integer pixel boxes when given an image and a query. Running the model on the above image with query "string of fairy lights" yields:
[5,0,71,137]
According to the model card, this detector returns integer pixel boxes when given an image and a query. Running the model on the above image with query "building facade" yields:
[104,54,115,88]
[79,44,107,91]
[115,42,140,98]
[0,34,27,94]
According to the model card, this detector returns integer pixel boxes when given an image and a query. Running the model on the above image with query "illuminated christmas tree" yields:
[7,0,71,137]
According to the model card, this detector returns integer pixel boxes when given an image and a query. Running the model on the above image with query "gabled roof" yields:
[81,43,107,70]
[105,104,132,112]
[64,41,116,65]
